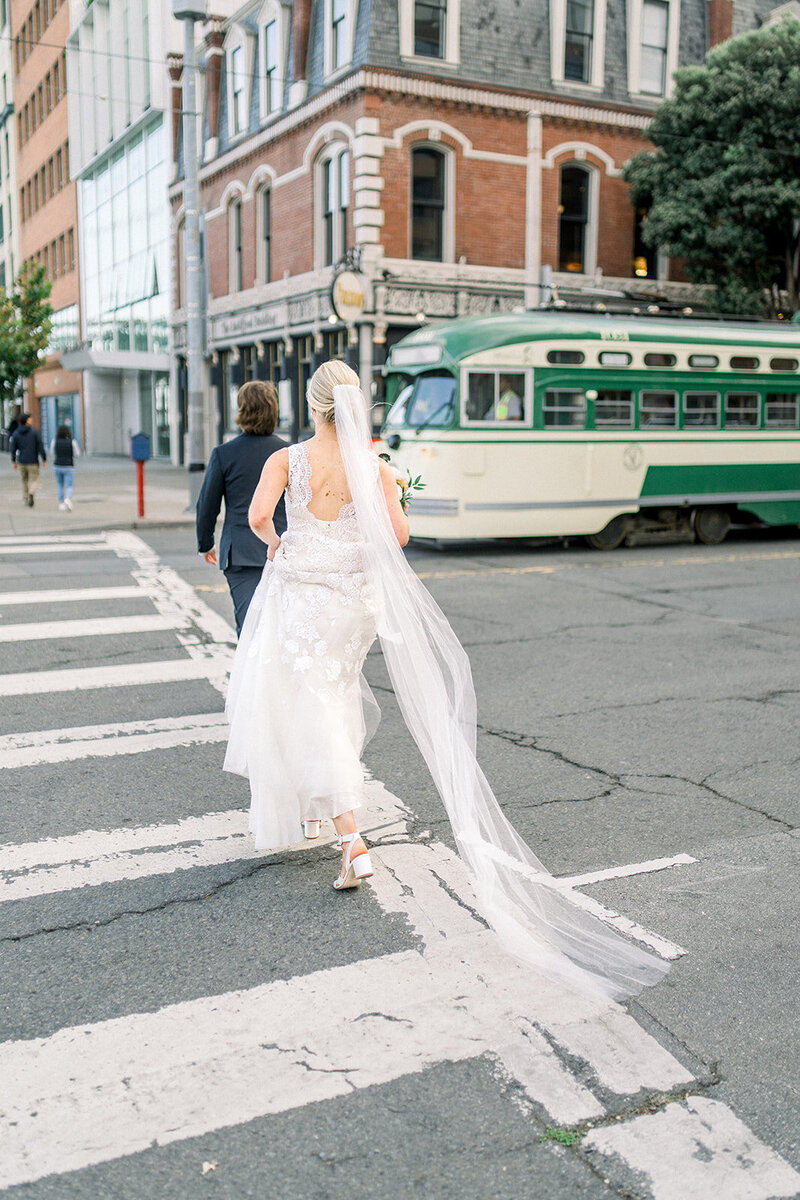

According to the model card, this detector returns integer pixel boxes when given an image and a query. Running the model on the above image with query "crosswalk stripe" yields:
[0,657,227,696]
[0,713,229,772]
[0,587,144,606]
[0,543,110,556]
[0,614,189,642]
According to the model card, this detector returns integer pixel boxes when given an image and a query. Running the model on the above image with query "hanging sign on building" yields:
[331,270,367,323]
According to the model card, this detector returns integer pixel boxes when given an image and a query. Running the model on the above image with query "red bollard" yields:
[136,459,145,518]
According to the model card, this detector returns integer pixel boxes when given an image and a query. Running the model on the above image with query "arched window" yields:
[411,146,447,261]
[229,195,243,292]
[558,165,590,273]
[316,144,349,267]
[256,183,272,284]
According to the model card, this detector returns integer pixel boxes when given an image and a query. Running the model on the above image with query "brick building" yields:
[169,0,782,453]
[11,0,82,443]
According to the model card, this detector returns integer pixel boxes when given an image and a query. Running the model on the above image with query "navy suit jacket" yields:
[196,433,288,569]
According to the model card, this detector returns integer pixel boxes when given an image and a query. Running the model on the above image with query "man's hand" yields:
[204,548,218,566]
[12,463,17,471]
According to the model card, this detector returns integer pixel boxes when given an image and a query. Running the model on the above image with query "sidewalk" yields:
[0,455,196,535]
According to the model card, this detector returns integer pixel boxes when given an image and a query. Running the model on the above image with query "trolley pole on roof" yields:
[173,0,208,510]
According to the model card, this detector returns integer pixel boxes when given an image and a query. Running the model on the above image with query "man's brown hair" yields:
[236,380,279,435]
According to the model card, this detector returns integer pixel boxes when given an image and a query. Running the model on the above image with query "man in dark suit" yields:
[196,380,287,636]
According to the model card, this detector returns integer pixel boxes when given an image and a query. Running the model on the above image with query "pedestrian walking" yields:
[49,425,81,511]
[9,413,47,507]
[196,380,287,637]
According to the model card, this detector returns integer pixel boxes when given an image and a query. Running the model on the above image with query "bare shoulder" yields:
[378,457,398,486]
[266,446,290,476]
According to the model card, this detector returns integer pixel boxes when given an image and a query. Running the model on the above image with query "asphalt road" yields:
[1,524,799,1199]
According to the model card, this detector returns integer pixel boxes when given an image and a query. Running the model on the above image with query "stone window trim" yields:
[550,0,608,91]
[225,24,254,141]
[257,0,288,123]
[554,157,599,278]
[398,0,462,70]
[626,0,680,100]
[408,138,455,265]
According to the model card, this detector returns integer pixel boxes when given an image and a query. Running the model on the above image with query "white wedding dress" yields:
[224,441,380,849]
[224,385,670,1001]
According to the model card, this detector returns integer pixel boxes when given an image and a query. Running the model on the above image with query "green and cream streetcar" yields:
[380,313,800,547]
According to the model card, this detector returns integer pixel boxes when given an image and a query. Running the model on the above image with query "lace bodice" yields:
[284,441,357,534]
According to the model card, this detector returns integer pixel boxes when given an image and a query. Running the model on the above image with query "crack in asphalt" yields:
[0,837,417,945]
[479,724,797,831]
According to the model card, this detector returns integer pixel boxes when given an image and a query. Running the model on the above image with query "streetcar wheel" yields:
[586,516,628,550]
[694,507,731,545]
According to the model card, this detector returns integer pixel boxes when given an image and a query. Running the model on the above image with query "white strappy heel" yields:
[333,832,373,890]
[303,820,321,839]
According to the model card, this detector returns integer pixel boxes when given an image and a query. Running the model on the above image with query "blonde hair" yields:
[307,359,360,424]
[236,380,279,435]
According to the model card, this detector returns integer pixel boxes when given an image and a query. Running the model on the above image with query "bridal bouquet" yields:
[396,469,425,512]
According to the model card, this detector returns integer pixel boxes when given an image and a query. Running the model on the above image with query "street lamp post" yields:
[172,0,208,509]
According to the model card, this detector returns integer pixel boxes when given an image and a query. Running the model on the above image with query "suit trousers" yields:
[224,565,265,637]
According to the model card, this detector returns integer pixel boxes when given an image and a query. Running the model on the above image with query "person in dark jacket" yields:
[10,414,47,507]
[196,380,287,636]
[49,424,81,511]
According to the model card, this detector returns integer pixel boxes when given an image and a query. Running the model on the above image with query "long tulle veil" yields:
[333,383,669,1001]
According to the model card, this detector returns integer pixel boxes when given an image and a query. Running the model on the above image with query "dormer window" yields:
[258,2,288,121]
[230,45,247,134]
[399,0,461,66]
[324,0,356,76]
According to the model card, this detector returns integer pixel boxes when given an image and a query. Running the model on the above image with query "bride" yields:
[225,360,670,1000]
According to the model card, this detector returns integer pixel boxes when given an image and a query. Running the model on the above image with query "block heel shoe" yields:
[333,832,373,890]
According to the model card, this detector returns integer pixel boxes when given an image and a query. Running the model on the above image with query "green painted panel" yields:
[737,500,800,525]
[640,462,800,497]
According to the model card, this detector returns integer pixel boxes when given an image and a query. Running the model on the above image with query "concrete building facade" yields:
[1,0,20,306]
[11,0,83,443]
[169,0,791,453]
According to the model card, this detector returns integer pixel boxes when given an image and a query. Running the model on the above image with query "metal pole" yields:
[176,2,208,509]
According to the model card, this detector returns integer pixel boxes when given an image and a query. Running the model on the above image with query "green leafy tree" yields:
[0,262,53,418]
[624,19,800,317]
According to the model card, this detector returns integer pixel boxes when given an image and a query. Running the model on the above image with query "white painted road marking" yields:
[0,787,697,1189]
[586,1097,800,1200]
[0,586,144,607]
[0,542,109,556]
[0,614,188,643]
[0,658,228,697]
[562,854,698,889]
[0,712,229,770]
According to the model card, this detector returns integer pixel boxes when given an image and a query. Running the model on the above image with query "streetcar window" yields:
[688,354,719,368]
[765,393,799,428]
[639,390,677,427]
[644,352,676,367]
[599,351,632,366]
[683,392,720,428]
[464,370,527,423]
[725,393,760,428]
[547,349,585,364]
[770,357,799,372]
[543,389,586,428]
[730,356,759,370]
[406,371,457,428]
[384,383,414,429]
[595,390,634,428]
